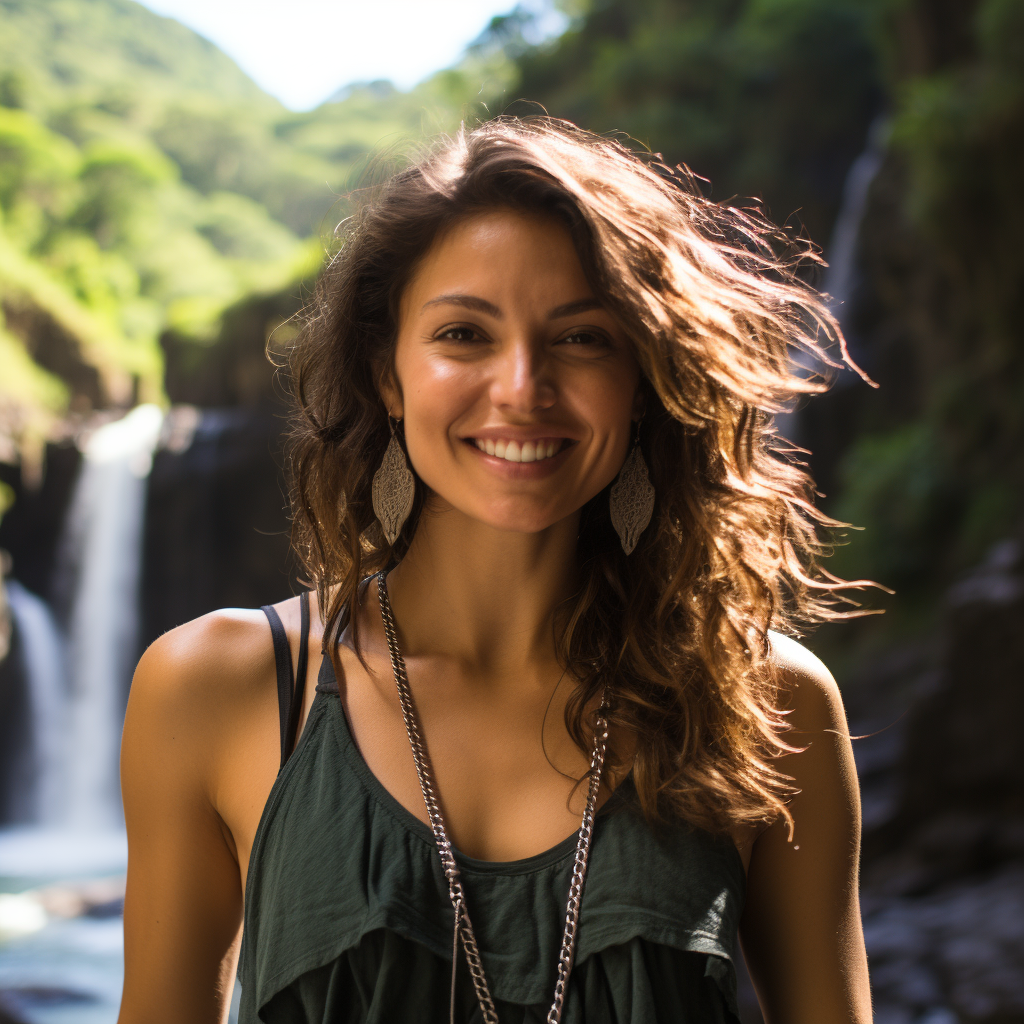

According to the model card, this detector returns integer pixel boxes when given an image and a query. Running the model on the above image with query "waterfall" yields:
[56,404,164,830]
[3,581,65,824]
[824,115,890,374]
[775,116,889,445]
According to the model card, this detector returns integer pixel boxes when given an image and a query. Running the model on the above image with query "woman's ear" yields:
[377,366,404,420]
[631,385,647,422]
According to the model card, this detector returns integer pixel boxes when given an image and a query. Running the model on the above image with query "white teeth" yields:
[472,439,565,463]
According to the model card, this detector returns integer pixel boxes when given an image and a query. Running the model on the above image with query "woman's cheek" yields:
[401,365,477,478]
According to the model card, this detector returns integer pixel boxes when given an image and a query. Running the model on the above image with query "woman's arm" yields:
[118,611,278,1024]
[740,633,872,1024]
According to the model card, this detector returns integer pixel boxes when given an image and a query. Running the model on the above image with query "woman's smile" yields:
[469,437,570,463]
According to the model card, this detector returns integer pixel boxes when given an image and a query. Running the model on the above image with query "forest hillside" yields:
[0,0,508,474]
[0,0,1019,643]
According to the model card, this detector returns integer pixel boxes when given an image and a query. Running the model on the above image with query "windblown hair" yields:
[287,116,864,835]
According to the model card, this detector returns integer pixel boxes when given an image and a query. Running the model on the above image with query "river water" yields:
[1,406,198,1023]
[0,829,126,1023]
[0,828,241,1022]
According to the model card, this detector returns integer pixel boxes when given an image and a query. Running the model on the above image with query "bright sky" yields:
[135,0,565,110]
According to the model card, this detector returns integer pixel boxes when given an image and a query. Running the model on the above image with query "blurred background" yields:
[0,0,1022,1021]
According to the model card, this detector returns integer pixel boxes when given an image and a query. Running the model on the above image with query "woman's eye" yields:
[560,330,609,347]
[436,326,481,343]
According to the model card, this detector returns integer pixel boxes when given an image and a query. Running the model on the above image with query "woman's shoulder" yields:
[134,606,277,709]
[128,605,303,773]
[766,630,845,729]
[129,594,321,730]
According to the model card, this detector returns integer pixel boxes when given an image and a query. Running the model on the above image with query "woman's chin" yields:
[426,499,580,539]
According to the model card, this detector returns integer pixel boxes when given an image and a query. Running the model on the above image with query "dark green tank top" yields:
[239,607,745,1023]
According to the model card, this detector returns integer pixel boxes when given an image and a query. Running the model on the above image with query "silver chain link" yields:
[376,571,608,1024]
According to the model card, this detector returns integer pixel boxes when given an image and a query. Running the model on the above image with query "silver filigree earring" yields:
[371,417,415,545]
[609,425,655,555]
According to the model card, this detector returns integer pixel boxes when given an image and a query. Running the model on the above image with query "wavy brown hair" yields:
[286,116,866,835]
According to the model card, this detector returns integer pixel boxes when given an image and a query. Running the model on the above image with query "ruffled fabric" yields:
[252,934,739,1023]
[239,671,745,1024]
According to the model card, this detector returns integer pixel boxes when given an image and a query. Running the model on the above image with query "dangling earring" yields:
[609,423,655,555]
[372,417,415,545]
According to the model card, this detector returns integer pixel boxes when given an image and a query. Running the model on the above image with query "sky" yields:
[135,0,566,110]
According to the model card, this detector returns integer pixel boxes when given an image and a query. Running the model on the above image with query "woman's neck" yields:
[383,502,580,678]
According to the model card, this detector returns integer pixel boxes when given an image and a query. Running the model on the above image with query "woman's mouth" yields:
[470,438,569,463]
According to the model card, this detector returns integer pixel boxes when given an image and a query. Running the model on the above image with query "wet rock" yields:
[0,997,28,1024]
[898,540,1024,827]
[846,540,1024,1022]
[0,616,30,825]
[0,443,80,603]
[864,865,1024,1021]
[140,407,294,644]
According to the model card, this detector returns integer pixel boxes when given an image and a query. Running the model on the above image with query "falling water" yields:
[2,581,65,824]
[824,115,890,372]
[775,116,890,445]
[0,407,162,1018]
[57,404,164,830]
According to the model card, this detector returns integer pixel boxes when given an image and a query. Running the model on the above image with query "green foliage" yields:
[1,0,1015,635]
[0,108,79,243]
[0,0,496,458]
[514,0,881,244]
[0,0,274,116]
[0,225,161,398]
[826,0,1024,598]
[829,424,956,590]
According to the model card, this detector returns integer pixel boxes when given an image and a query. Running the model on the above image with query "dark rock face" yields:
[161,286,306,410]
[0,299,105,412]
[737,541,1024,1023]
[852,540,1024,1022]
[140,407,295,648]
[0,616,31,824]
[900,541,1024,824]
[0,444,81,602]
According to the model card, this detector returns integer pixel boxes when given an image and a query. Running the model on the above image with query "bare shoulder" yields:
[120,607,280,1022]
[766,630,846,733]
[125,609,283,789]
[132,607,276,715]
[742,649,871,1021]
[122,606,282,832]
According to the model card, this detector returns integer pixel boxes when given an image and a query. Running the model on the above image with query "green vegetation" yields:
[515,0,881,245]
[2,0,1020,634]
[0,0,505,467]
[821,0,1024,601]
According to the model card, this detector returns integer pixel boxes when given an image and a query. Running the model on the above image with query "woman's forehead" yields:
[401,209,593,315]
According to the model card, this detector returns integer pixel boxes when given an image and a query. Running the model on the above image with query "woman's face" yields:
[386,208,643,535]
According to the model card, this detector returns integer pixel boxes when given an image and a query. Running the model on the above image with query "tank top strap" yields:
[261,590,311,769]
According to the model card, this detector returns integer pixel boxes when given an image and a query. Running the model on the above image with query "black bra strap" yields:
[261,590,311,769]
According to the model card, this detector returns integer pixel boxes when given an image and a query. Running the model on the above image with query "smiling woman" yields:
[118,117,872,1024]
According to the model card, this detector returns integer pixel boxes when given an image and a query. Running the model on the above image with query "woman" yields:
[119,118,872,1023]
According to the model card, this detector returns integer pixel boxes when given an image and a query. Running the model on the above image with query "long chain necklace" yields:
[376,571,609,1024]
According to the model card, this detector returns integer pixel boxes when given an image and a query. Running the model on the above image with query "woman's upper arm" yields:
[739,633,872,1024]
[118,613,271,1024]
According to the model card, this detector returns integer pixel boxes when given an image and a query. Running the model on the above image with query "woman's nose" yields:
[489,339,557,414]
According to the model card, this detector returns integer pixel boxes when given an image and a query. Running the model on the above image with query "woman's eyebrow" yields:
[421,294,502,317]
[548,298,602,319]
[420,295,604,320]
